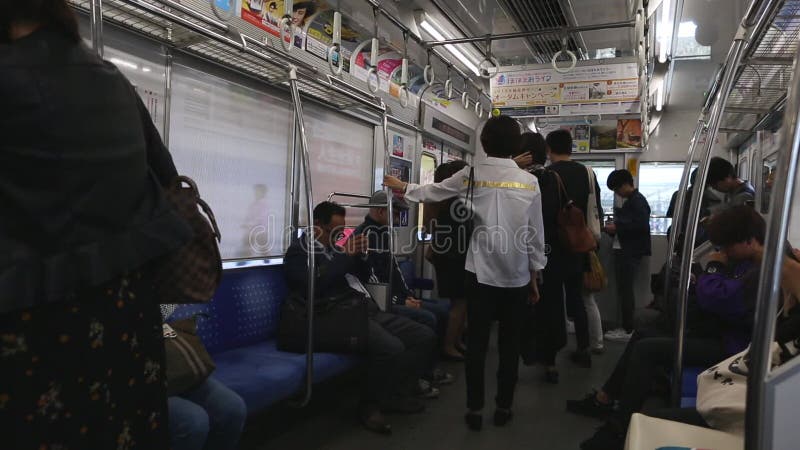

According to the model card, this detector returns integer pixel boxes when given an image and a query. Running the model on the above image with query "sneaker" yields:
[603,328,625,339]
[590,345,606,355]
[566,319,576,334]
[566,391,616,419]
[580,422,625,450]
[432,369,455,386]
[605,330,633,342]
[416,379,440,399]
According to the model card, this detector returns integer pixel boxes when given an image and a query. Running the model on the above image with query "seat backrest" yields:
[170,265,287,354]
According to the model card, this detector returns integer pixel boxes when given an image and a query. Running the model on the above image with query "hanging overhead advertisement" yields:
[490,62,640,115]
[304,8,368,72]
[537,118,642,151]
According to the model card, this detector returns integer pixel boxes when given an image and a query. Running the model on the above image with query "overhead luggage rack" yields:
[67,0,386,115]
[721,0,800,138]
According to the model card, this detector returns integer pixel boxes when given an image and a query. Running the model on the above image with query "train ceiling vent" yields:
[497,0,585,64]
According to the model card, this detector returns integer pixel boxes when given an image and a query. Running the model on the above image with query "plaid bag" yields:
[154,176,222,303]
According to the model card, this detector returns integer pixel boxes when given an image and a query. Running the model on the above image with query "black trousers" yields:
[521,257,588,366]
[602,328,724,422]
[614,250,640,332]
[465,272,528,411]
[365,312,437,404]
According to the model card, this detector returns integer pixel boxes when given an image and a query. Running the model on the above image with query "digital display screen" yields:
[432,117,470,145]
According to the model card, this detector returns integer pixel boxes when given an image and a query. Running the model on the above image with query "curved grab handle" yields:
[367,67,380,93]
[399,87,409,108]
[423,65,435,86]
[279,16,294,52]
[327,44,344,75]
[475,101,484,118]
[478,56,500,79]
[552,49,577,74]
[444,79,453,98]
[461,91,470,109]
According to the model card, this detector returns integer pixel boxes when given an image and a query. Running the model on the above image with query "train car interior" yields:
[5,0,800,449]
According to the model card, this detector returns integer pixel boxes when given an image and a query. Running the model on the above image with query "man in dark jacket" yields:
[283,201,436,434]
[605,169,652,339]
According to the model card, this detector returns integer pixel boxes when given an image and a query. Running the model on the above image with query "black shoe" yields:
[493,408,513,426]
[359,403,392,435]
[544,367,559,384]
[566,391,615,419]
[570,350,592,368]
[381,397,426,414]
[580,422,625,450]
[464,411,482,431]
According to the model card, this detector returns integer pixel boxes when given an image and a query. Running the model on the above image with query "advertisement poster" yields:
[573,124,590,152]
[241,0,320,49]
[392,135,404,157]
[491,62,640,111]
[304,8,368,72]
[390,156,413,226]
[617,119,643,148]
[590,122,618,150]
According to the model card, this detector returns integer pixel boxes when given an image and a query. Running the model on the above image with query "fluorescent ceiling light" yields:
[420,17,481,76]
[659,0,672,63]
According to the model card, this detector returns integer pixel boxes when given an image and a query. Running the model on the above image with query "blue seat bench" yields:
[170,265,362,413]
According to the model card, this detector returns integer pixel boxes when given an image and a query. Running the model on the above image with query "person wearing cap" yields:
[384,115,546,431]
[353,190,453,396]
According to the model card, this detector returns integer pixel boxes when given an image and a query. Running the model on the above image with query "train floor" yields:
[240,329,626,450]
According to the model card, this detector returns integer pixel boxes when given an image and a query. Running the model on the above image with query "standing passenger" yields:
[0,2,193,448]
[706,156,756,208]
[384,116,546,431]
[603,170,652,341]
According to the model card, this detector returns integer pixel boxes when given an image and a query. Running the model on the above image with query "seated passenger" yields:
[354,191,449,338]
[572,205,765,450]
[283,201,436,434]
[707,157,756,209]
[168,377,247,450]
[354,191,453,394]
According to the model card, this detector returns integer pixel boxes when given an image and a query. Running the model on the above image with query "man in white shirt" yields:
[384,115,546,431]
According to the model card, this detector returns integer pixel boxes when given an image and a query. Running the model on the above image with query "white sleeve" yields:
[403,166,470,203]
[527,189,547,271]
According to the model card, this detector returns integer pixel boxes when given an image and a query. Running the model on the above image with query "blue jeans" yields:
[168,376,247,450]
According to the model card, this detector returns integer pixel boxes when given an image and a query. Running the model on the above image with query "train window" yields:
[583,160,617,215]
[674,21,712,59]
[638,162,689,235]
[169,64,292,259]
[299,105,376,226]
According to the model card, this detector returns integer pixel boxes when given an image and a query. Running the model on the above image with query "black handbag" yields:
[277,289,369,354]
[164,316,216,396]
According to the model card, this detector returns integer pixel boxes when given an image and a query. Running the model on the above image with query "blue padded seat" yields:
[170,265,361,414]
[675,366,705,408]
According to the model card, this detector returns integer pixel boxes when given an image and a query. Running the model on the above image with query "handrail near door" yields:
[745,43,800,450]
[287,65,316,408]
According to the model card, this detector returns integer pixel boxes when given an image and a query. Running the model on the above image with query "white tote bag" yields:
[586,167,602,241]
[696,338,800,437]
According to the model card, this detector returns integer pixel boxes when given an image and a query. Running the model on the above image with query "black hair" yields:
[480,116,521,158]
[690,167,698,186]
[313,201,345,225]
[293,1,317,15]
[520,132,547,164]
[607,169,634,190]
[705,205,766,246]
[707,157,735,186]
[545,129,573,155]
[434,160,468,183]
[0,0,80,43]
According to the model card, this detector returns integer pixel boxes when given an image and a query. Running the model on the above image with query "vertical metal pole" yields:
[745,46,800,450]
[288,65,315,407]
[382,111,394,310]
[662,119,705,305]
[163,47,173,147]
[670,34,750,407]
[90,0,104,58]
